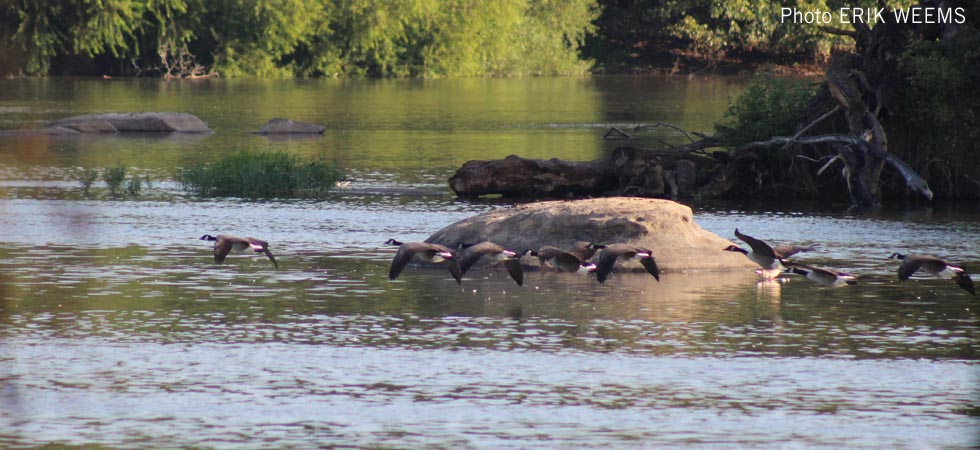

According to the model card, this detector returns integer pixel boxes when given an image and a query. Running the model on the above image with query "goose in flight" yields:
[385,239,462,285]
[200,234,278,268]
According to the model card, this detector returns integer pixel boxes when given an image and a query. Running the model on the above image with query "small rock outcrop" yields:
[425,197,754,272]
[254,118,326,135]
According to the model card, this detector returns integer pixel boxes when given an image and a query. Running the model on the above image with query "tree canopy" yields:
[0,0,597,77]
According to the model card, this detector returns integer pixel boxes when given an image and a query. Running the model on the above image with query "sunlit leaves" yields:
[0,0,597,77]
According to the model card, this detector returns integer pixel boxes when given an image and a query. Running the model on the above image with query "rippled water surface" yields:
[1,77,978,448]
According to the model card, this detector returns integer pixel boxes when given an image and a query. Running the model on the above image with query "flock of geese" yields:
[199,229,976,296]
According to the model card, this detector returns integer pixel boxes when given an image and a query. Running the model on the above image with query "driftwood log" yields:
[449,148,726,199]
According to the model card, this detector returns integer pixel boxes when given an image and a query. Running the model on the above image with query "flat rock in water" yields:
[49,112,212,133]
[426,197,754,272]
[255,118,326,134]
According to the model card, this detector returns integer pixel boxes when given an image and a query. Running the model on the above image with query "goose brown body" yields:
[458,241,524,286]
[529,246,597,274]
[890,253,975,295]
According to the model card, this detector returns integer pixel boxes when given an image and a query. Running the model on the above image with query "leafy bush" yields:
[716,77,817,146]
[178,150,342,199]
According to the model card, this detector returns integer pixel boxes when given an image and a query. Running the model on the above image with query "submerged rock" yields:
[425,197,754,272]
[0,126,81,136]
[49,112,212,133]
[254,118,326,135]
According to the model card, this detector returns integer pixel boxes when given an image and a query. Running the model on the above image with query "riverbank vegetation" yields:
[0,0,595,78]
[707,13,980,205]
[178,150,342,199]
[451,2,980,205]
[0,0,942,78]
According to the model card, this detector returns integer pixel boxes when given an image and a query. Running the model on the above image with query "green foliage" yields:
[898,38,980,134]
[585,0,920,68]
[716,77,817,146]
[894,35,980,196]
[178,150,342,199]
[1,0,597,77]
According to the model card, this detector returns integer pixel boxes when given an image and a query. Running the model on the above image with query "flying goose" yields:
[723,229,788,279]
[595,243,660,284]
[889,253,975,295]
[787,263,857,287]
[385,239,462,285]
[200,234,278,268]
[526,247,597,274]
[458,241,524,286]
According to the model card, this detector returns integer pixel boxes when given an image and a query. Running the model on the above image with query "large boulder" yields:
[254,118,326,135]
[48,112,212,133]
[425,197,754,272]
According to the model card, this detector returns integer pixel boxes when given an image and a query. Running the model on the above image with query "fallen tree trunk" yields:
[449,155,617,198]
[448,145,730,199]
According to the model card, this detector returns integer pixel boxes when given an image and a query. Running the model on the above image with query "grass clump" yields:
[76,167,99,196]
[76,164,150,198]
[103,164,128,196]
[178,150,342,199]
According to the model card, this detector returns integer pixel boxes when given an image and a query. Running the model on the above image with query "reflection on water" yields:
[1,77,978,448]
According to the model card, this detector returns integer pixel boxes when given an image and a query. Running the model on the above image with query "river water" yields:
[0,77,977,448]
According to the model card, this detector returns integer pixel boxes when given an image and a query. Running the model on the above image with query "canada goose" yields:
[385,239,462,285]
[595,243,660,284]
[787,264,857,287]
[889,253,975,295]
[200,234,278,268]
[723,229,786,279]
[526,247,597,274]
[458,241,524,286]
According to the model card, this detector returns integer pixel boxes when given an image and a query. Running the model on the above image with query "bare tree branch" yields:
[633,122,698,143]
[740,134,933,201]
